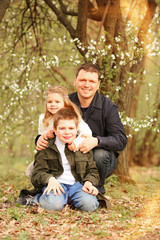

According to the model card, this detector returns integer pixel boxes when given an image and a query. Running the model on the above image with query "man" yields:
[37,63,128,194]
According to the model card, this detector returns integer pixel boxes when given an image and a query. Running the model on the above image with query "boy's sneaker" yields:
[17,195,34,206]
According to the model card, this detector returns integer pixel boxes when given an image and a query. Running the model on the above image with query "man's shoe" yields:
[97,185,106,194]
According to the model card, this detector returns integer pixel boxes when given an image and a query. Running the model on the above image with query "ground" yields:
[0,157,160,240]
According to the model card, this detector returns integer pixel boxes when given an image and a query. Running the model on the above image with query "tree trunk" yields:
[115,146,135,183]
[76,0,88,45]
[41,0,158,177]
[0,0,10,23]
[136,103,160,166]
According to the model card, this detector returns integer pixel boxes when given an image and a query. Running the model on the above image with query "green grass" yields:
[0,157,160,240]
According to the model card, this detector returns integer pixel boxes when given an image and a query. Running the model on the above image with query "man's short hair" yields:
[54,107,79,129]
[76,62,101,81]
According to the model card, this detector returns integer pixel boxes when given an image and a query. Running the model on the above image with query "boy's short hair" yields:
[54,107,79,129]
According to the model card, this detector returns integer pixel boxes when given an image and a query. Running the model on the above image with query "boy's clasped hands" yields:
[43,177,98,196]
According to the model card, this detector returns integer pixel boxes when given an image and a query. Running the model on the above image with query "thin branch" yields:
[96,0,110,43]
[25,0,40,48]
[44,0,75,39]
[126,0,138,22]
[76,0,88,42]
[130,0,157,73]
[87,0,102,21]
[50,66,75,91]
[0,0,10,23]
[58,0,77,16]
[138,0,157,43]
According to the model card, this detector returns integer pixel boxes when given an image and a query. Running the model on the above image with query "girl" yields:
[26,85,92,177]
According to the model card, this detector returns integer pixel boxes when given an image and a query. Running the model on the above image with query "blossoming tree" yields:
[0,0,159,180]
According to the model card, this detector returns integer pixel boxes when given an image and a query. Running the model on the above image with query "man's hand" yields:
[82,181,98,195]
[36,134,48,151]
[43,177,65,196]
[78,136,98,154]
[68,142,77,152]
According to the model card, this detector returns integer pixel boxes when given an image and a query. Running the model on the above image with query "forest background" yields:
[0,1,160,239]
[0,0,160,180]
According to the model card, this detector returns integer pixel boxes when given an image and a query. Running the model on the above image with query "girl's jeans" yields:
[33,182,99,212]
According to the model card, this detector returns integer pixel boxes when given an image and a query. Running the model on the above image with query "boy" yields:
[31,107,99,212]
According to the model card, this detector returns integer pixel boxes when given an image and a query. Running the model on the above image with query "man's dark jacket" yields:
[69,91,127,156]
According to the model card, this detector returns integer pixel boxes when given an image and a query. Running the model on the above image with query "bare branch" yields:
[0,0,10,23]
[76,0,88,44]
[96,0,110,43]
[50,66,75,91]
[58,0,77,16]
[130,0,157,73]
[126,0,138,22]
[87,0,102,21]
[103,0,119,44]
[44,0,75,39]
[138,0,157,43]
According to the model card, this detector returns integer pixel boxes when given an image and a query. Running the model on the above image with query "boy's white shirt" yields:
[38,113,92,149]
[55,136,76,185]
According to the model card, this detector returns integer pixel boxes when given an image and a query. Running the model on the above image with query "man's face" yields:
[74,69,100,101]
[54,119,77,144]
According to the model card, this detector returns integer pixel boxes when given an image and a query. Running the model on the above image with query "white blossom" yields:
[116,86,121,92]
[135,37,138,42]
[119,60,126,65]
[135,128,139,132]
[146,94,149,101]
[115,37,121,42]
[111,54,116,60]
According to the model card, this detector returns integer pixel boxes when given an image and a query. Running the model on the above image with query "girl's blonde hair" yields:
[43,85,81,127]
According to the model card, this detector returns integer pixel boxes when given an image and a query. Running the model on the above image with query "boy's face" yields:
[54,119,77,144]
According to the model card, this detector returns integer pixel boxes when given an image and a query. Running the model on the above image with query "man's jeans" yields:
[33,182,99,212]
[93,149,118,188]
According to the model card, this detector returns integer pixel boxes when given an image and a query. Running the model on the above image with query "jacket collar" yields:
[91,91,103,109]
[74,91,103,110]
[47,137,57,151]
[47,136,68,151]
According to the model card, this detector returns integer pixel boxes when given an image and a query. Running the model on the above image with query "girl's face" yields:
[47,93,65,115]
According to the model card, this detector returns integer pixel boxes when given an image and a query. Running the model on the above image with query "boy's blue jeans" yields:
[33,182,99,212]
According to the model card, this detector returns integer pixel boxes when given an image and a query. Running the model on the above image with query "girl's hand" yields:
[43,177,65,196]
[36,131,54,151]
[36,134,48,151]
[82,181,98,195]
[46,130,54,139]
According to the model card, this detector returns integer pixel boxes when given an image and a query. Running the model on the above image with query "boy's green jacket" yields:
[31,137,99,188]
[18,137,110,208]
